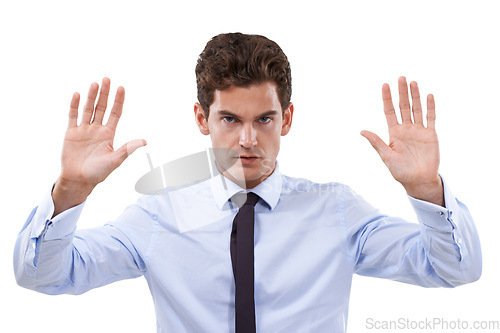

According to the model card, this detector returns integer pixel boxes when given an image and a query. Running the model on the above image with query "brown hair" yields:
[195,32,292,118]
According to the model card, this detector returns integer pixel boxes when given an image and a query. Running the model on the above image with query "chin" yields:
[224,165,266,188]
[226,166,258,180]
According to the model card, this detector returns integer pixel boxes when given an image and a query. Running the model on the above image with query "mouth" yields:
[238,155,259,164]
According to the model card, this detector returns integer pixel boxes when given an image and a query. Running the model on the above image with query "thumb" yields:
[114,139,148,166]
[360,130,390,161]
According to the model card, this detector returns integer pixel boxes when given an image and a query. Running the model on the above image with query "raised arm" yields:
[355,77,481,286]
[14,78,149,294]
[52,78,146,216]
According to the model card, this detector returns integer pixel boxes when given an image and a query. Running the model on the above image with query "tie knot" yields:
[231,192,260,208]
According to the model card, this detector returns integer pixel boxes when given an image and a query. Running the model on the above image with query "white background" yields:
[1,0,498,332]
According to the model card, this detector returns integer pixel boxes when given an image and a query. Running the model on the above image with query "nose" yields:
[239,123,257,148]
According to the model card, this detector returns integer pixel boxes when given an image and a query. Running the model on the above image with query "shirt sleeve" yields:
[345,176,482,288]
[13,185,153,295]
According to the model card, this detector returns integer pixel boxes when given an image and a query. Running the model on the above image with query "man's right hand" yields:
[52,78,147,217]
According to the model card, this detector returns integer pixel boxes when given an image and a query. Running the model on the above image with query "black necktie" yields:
[230,192,260,333]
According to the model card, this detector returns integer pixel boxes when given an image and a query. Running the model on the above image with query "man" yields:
[14,33,482,332]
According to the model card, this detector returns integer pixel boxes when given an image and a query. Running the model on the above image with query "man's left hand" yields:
[361,76,444,207]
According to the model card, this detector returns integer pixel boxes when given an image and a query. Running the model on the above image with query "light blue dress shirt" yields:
[14,161,482,332]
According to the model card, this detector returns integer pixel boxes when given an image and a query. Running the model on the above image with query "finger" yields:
[81,82,99,124]
[92,77,111,125]
[360,130,391,161]
[113,139,148,167]
[105,86,125,130]
[68,92,80,129]
[426,94,436,129]
[382,83,398,128]
[398,76,412,123]
[410,81,424,125]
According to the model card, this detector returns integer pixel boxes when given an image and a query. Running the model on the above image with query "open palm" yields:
[60,78,146,188]
[361,76,443,205]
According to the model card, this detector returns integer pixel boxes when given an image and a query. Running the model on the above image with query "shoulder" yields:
[135,179,216,229]
[279,174,352,205]
[280,174,345,194]
[279,174,373,208]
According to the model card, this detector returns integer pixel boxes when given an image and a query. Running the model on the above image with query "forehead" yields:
[211,81,282,116]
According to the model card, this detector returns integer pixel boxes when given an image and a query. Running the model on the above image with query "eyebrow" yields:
[216,110,279,120]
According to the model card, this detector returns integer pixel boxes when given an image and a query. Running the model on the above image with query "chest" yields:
[145,209,352,303]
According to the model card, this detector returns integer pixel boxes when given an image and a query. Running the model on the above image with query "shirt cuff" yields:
[29,184,87,241]
[407,175,459,232]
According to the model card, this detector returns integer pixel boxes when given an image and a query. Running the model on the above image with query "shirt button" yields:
[439,211,444,217]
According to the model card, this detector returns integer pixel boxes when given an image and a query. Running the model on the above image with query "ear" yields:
[194,102,210,135]
[281,102,294,136]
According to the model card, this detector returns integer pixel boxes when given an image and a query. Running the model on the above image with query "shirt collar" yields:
[210,160,282,211]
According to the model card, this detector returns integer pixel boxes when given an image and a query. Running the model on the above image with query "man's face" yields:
[195,81,293,189]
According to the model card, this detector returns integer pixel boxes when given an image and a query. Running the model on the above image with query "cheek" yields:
[261,157,276,170]
[260,133,281,159]
[208,125,237,147]
[263,125,282,144]
[207,120,223,140]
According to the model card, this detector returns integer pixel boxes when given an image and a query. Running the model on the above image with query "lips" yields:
[238,155,259,164]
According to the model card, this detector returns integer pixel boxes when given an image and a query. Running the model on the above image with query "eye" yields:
[223,116,235,123]
[259,117,271,124]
